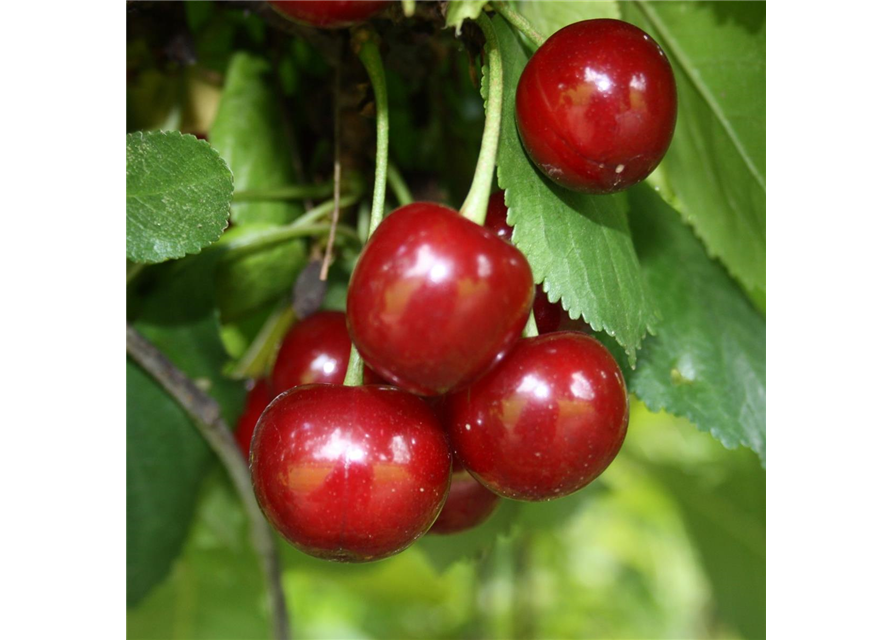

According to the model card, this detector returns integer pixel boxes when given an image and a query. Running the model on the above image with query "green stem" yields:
[229,303,296,380]
[343,31,391,388]
[357,35,389,237]
[401,0,415,17]
[490,1,545,49]
[221,195,360,260]
[387,163,413,207]
[522,310,538,338]
[460,12,504,226]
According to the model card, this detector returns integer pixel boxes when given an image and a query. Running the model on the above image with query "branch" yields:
[126,325,291,640]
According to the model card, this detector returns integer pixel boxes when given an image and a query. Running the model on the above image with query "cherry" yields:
[447,331,628,501]
[271,311,382,396]
[484,190,563,334]
[428,458,500,535]
[515,19,677,194]
[268,1,390,29]
[234,379,273,461]
[250,384,451,562]
[346,202,534,396]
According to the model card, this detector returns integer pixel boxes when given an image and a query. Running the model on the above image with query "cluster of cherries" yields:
[240,2,677,562]
[239,192,628,562]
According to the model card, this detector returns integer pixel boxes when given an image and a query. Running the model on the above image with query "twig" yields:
[387,163,413,207]
[126,325,291,640]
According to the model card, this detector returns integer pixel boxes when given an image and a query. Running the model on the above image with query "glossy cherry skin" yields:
[346,202,534,396]
[515,19,677,194]
[428,459,500,535]
[271,311,382,395]
[447,332,628,501]
[235,379,273,461]
[269,1,390,29]
[485,190,562,334]
[250,384,451,562]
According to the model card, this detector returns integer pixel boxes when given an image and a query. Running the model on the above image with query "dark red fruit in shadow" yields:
[515,19,677,194]
[533,288,562,334]
[447,332,628,501]
[250,384,451,562]
[269,1,390,29]
[346,202,534,396]
[428,459,500,535]
[485,190,563,334]
[271,311,382,395]
[235,379,273,461]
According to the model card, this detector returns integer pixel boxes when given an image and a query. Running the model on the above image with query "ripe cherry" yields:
[234,379,273,461]
[447,331,628,501]
[269,1,390,29]
[271,311,382,396]
[251,384,451,562]
[515,19,677,194]
[484,190,563,334]
[428,458,500,535]
[346,202,534,396]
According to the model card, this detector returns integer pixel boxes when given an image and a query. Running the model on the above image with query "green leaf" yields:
[623,1,766,295]
[519,0,619,37]
[127,472,270,639]
[626,185,765,462]
[445,0,488,34]
[126,131,233,264]
[127,359,215,607]
[215,224,307,323]
[492,16,658,363]
[210,52,303,225]
[128,253,246,605]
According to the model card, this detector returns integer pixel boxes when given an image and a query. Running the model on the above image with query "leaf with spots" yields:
[625,185,765,462]
[491,16,658,364]
[126,131,233,264]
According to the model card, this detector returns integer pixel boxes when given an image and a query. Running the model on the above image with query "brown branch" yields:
[126,325,291,640]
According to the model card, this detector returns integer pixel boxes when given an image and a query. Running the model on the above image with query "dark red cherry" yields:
[268,1,390,29]
[447,331,628,501]
[484,190,563,334]
[428,459,500,535]
[234,379,273,461]
[515,19,677,194]
[533,288,562,334]
[346,202,534,396]
[250,384,451,562]
[271,311,382,395]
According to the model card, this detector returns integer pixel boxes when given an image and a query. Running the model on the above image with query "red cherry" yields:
[533,288,562,334]
[484,190,563,334]
[447,332,628,500]
[269,0,390,29]
[250,384,451,562]
[234,379,273,461]
[428,459,500,535]
[271,311,383,395]
[515,19,677,194]
[346,202,534,396]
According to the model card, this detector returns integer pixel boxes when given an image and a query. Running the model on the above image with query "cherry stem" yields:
[490,2,545,49]
[220,195,361,260]
[522,310,539,338]
[343,31,391,387]
[228,302,296,380]
[460,12,504,226]
[387,162,413,206]
[320,51,344,282]
[126,325,291,640]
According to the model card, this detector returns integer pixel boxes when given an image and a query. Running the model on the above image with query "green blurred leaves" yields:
[127,254,245,606]
[624,1,767,295]
[491,16,658,364]
[126,131,233,263]
[625,185,766,462]
[210,52,303,225]
[519,0,620,36]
